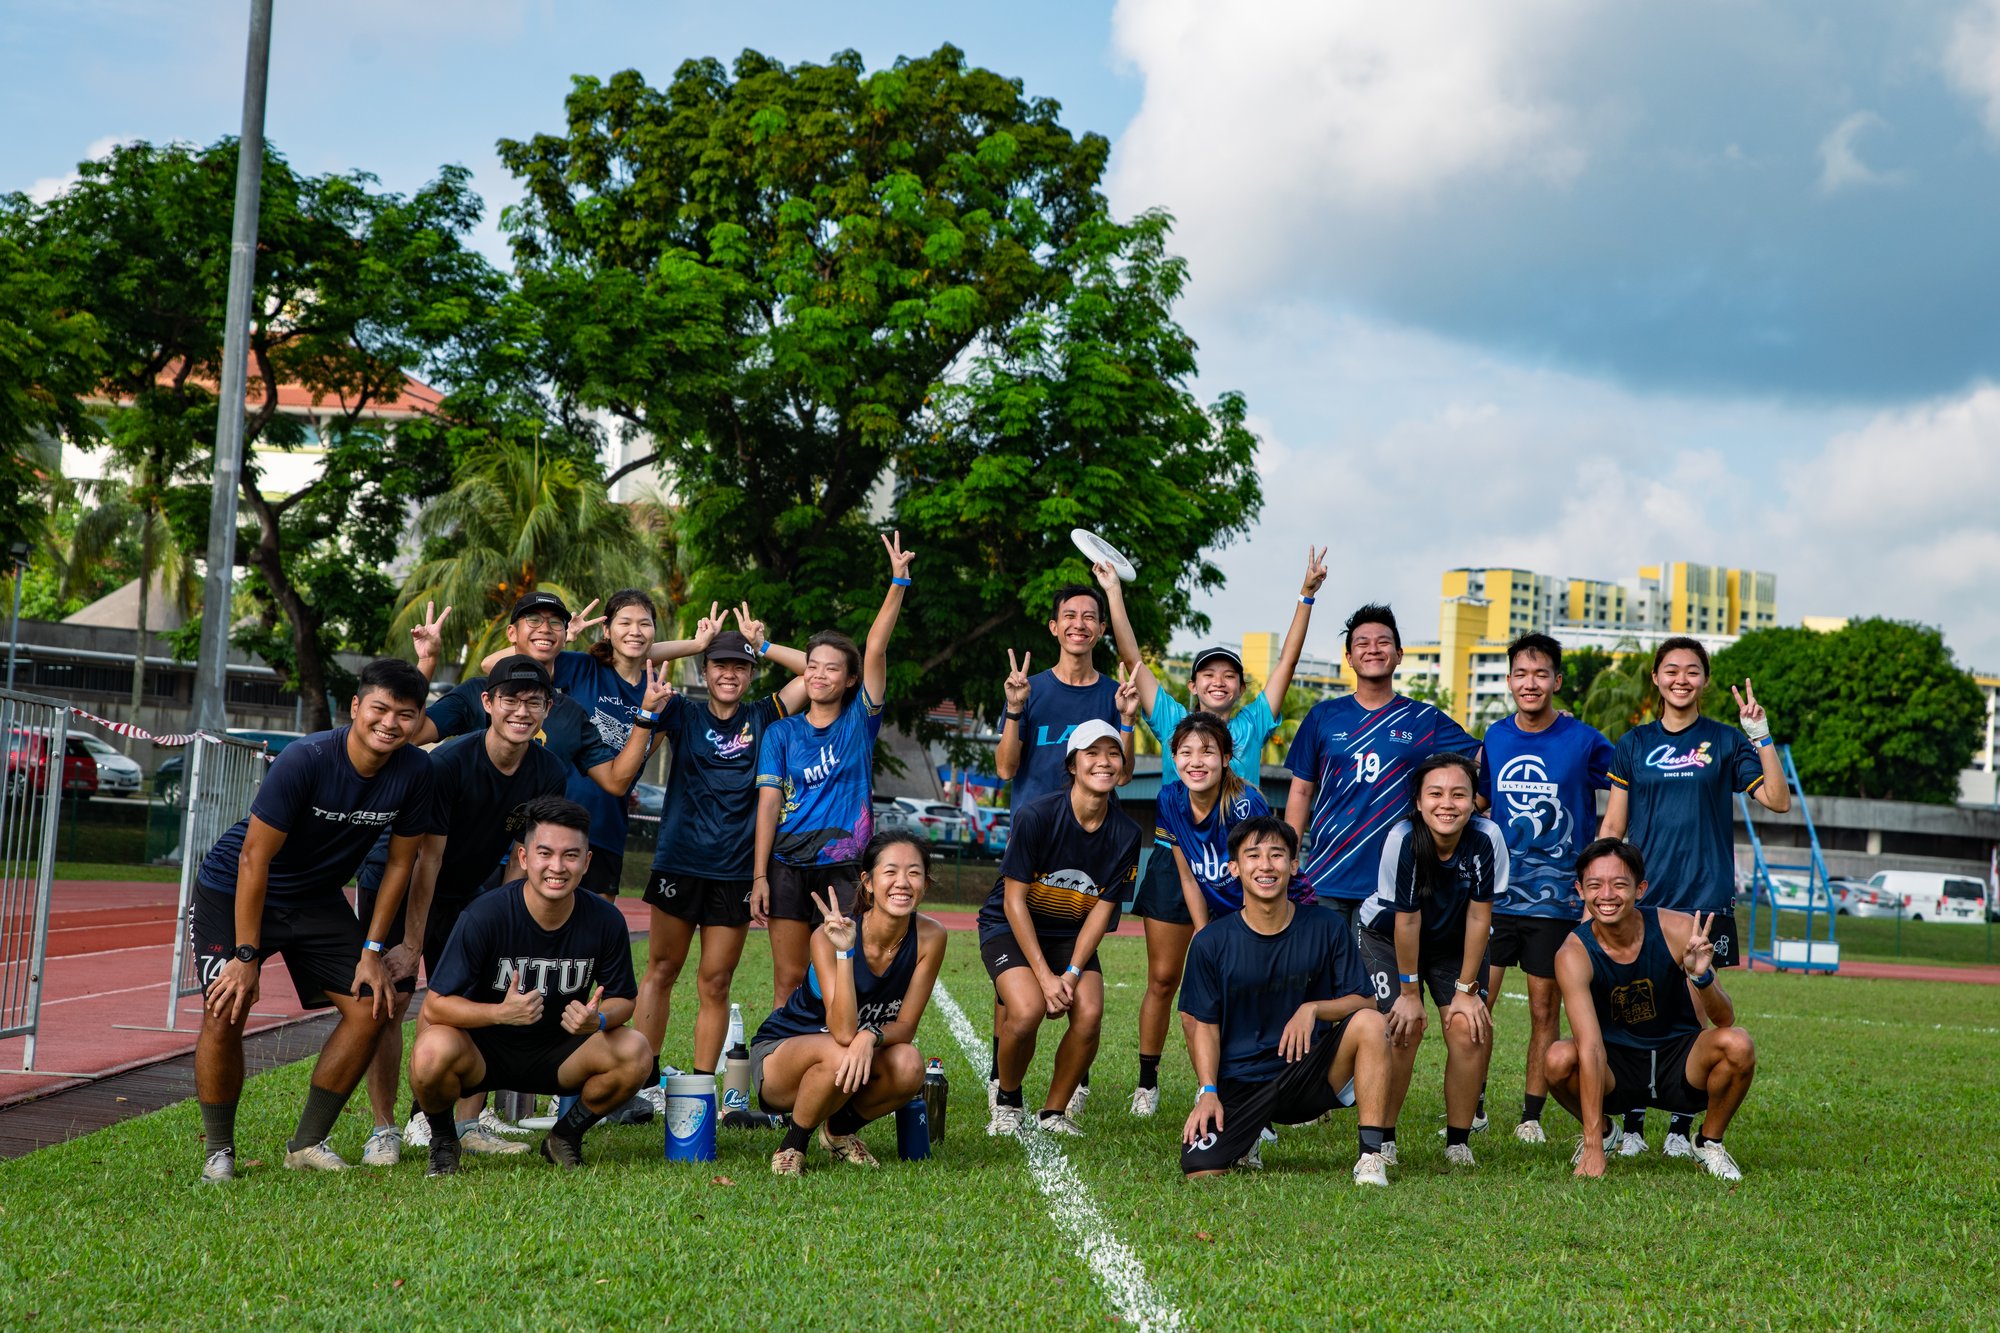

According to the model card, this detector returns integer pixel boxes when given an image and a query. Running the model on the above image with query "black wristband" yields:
[1004,710,1024,723]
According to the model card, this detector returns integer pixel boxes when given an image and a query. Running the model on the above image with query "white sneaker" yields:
[200,1147,236,1183]
[1663,1132,1695,1159]
[403,1112,432,1149]
[460,1123,532,1155]
[1514,1119,1547,1144]
[987,1103,1024,1136]
[1619,1132,1649,1157]
[1353,1151,1390,1187]
[1694,1139,1743,1181]
[1380,1139,1399,1167]
[1065,1083,1090,1120]
[282,1139,350,1172]
[1233,1140,1264,1170]
[1037,1112,1085,1137]
[1260,1126,1279,1144]
[1471,1112,1489,1132]
[1129,1086,1160,1117]
[479,1105,533,1138]
[988,1078,1000,1113]
[638,1083,668,1118]
[1571,1122,1625,1167]
[1444,1141,1477,1167]
[361,1126,402,1167]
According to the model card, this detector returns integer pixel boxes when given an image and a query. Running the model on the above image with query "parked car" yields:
[969,807,1011,857]
[1855,870,1995,923]
[629,782,665,818]
[4,728,96,798]
[73,734,144,796]
[871,796,921,837]
[153,729,305,807]
[890,797,974,846]
[1826,878,1870,914]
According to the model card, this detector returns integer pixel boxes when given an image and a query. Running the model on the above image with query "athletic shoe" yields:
[771,1147,807,1177]
[1037,1112,1085,1137]
[403,1112,431,1149]
[282,1139,349,1172]
[199,1148,235,1183]
[1260,1126,1279,1144]
[1618,1132,1649,1158]
[1380,1140,1399,1168]
[1570,1122,1625,1167]
[987,1104,1024,1136]
[1353,1152,1390,1187]
[1514,1120,1547,1145]
[539,1131,586,1170]
[1663,1132,1695,1159]
[361,1126,402,1167]
[1472,1112,1489,1133]
[988,1077,1000,1113]
[460,1122,532,1155]
[604,1093,655,1126]
[1233,1140,1263,1170]
[426,1136,462,1178]
[1694,1139,1743,1182]
[1130,1086,1160,1117]
[636,1083,668,1119]
[479,1105,533,1138]
[819,1126,880,1168]
[1065,1083,1089,1120]
[1444,1142,1477,1167]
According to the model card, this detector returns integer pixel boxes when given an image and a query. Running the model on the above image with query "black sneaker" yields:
[427,1134,462,1178]
[540,1130,585,1170]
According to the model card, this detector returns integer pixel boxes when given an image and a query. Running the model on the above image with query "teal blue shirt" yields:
[1145,688,1277,786]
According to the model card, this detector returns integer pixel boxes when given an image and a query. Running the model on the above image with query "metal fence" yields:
[162,732,269,1029]
[0,689,71,1070]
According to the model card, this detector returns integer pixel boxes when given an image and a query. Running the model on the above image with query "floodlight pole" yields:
[191,0,274,733]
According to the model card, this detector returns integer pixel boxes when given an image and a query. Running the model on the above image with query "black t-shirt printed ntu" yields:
[427,881,638,1050]
[196,727,434,904]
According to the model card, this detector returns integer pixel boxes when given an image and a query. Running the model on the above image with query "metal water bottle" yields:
[921,1057,948,1143]
[895,1094,931,1161]
[722,1041,753,1117]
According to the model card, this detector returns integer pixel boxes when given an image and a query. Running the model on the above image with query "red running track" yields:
[2,884,1989,1108]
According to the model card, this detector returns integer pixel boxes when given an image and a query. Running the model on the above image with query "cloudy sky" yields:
[8,0,1999,668]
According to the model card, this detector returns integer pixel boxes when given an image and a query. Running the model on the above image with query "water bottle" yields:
[895,1094,930,1161]
[722,1041,753,1116]
[922,1057,948,1144]
[725,1002,746,1054]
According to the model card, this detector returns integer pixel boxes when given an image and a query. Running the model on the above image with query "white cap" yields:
[1065,718,1124,756]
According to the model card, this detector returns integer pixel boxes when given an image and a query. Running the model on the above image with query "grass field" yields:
[1771,909,1999,968]
[3,932,1997,1329]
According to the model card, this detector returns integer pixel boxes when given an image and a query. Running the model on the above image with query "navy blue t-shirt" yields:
[754,913,920,1045]
[1609,717,1765,913]
[1178,904,1370,1083]
[651,694,787,881]
[1358,816,1507,963]
[1477,714,1614,918]
[354,734,571,901]
[756,690,884,867]
[197,727,433,903]
[427,880,637,1049]
[1286,694,1478,902]
[1010,668,1121,811]
[1154,781,1311,917]
[977,789,1141,938]
[550,651,649,853]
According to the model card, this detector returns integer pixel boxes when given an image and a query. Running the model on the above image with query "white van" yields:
[1864,871,1994,924]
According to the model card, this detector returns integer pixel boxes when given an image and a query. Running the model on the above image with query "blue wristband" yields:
[1398,972,1418,985]
[836,948,855,961]
[1299,595,1315,605]
[757,640,770,657]
[1690,968,1716,989]
[598,1011,607,1032]
[1118,724,1134,733]
[1199,1084,1219,1096]
[891,577,911,587]
[364,940,385,954]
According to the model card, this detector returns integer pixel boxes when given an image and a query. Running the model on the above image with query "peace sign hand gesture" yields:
[640,657,676,712]
[815,887,857,955]
[1004,650,1033,712]
[408,600,452,665]
[882,530,916,582]
[1114,661,1140,724]
[1731,679,1771,741]
[565,598,607,643]
[1301,545,1329,598]
[690,601,725,651]
[731,602,767,653]
[1682,912,1717,979]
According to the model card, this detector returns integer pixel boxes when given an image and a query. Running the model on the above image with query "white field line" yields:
[931,981,1185,1333]
[1501,991,2000,1037]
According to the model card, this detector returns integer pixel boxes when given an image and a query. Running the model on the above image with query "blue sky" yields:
[9,1,2000,670]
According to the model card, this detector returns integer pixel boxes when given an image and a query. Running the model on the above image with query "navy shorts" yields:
[1357,927,1489,1011]
[1602,1030,1709,1115]
[1129,847,1193,926]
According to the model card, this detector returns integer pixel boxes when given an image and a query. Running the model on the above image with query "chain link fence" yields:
[0,689,72,1070]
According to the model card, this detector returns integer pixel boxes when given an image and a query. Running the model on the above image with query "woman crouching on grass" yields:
[751,830,947,1176]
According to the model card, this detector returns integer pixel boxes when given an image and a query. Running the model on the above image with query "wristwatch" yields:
[233,944,259,964]
[1453,979,1479,996]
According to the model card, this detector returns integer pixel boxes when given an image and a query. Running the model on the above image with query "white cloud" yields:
[26,134,130,203]
[1945,0,2000,140]
[1816,111,1905,192]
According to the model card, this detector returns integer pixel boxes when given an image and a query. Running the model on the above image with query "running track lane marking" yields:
[930,981,1186,1333]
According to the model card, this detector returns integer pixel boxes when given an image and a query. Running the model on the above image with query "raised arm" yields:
[645,601,725,665]
[581,659,672,794]
[1672,910,1736,1028]
[1732,680,1791,814]
[995,650,1031,780]
[407,601,452,682]
[1094,560,1159,715]
[1263,546,1328,711]
[731,604,809,715]
[863,532,914,705]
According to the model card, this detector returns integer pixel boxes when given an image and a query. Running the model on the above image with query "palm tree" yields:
[391,442,662,666]
[1580,644,1655,742]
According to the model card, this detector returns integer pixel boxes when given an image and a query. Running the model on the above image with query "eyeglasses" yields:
[490,693,550,713]
[517,614,565,631]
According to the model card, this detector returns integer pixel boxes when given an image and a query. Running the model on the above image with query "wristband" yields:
[1004,710,1024,723]
[1753,736,1774,750]
[836,948,855,961]
[1299,595,1315,605]
[364,939,386,954]
[1118,724,1134,733]
[1198,1084,1219,1096]
[1398,972,1418,985]
[598,1012,608,1032]
[1064,964,1082,978]
[636,707,662,727]
[891,576,912,587]
[1690,968,1716,989]
[1741,714,1771,742]
[757,640,770,657]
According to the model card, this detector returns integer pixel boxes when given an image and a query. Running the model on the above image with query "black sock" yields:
[693,1068,713,1077]
[1081,1068,1091,1089]
[781,1119,813,1154]
[1137,1054,1161,1091]
[556,1099,604,1139]
[1522,1093,1547,1123]
[648,1058,661,1085]
[1381,1126,1397,1145]
[1476,1091,1486,1120]
[997,1086,1024,1109]
[826,1106,866,1137]
[989,1036,998,1082]
[1038,1108,1063,1123]
[427,1109,459,1144]
[1446,1125,1471,1148]
[1623,1109,1647,1135]
[200,1100,238,1157]
[1696,1132,1722,1148]
[1358,1124,1387,1155]
[287,1084,348,1153]
[1669,1113,1695,1138]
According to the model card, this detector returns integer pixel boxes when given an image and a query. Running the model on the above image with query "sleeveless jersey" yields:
[1575,908,1701,1051]
[754,914,920,1044]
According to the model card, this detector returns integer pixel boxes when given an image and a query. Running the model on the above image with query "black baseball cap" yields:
[705,630,758,663]
[510,590,570,623]
[1190,646,1244,676]
[486,655,553,694]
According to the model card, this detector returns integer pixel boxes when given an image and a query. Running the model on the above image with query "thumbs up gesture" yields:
[563,983,607,1035]
[495,976,544,1027]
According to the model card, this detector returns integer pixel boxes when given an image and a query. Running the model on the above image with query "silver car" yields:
[74,734,143,795]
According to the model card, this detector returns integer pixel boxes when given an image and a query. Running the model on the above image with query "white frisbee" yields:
[1071,528,1137,582]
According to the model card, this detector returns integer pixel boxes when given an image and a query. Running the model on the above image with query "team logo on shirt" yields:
[802,744,841,784]
[1497,754,1575,890]
[493,956,597,996]
[1610,979,1657,1025]
[1645,741,1714,773]
[707,722,754,759]
[591,705,632,749]
[309,806,398,827]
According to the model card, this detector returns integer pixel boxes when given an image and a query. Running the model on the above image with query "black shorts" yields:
[1322,898,1361,930]
[353,883,478,993]
[1709,910,1744,970]
[1602,1030,1709,1116]
[579,848,624,900]
[465,1027,598,1097]
[1180,1015,1359,1174]
[645,870,753,929]
[1487,914,1575,980]
[1357,927,1489,1011]
[1129,847,1193,925]
[189,885,370,1011]
[767,861,858,924]
[979,928,1102,982]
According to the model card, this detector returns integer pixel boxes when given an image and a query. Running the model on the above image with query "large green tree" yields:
[496,47,1261,734]
[0,196,102,557]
